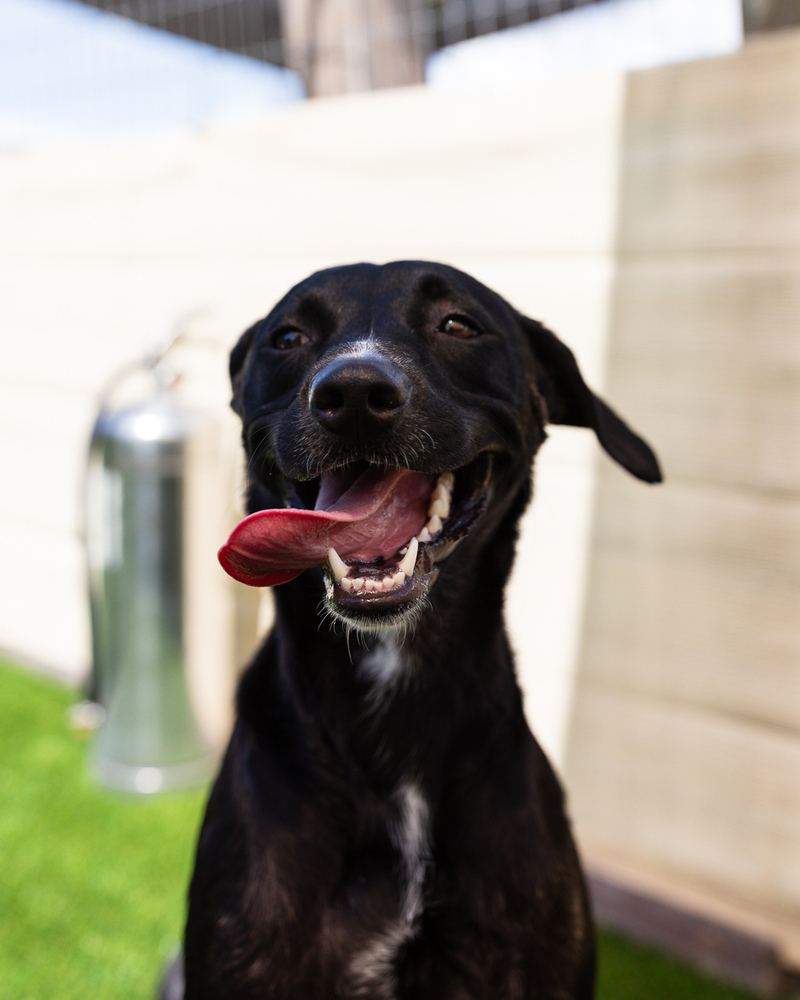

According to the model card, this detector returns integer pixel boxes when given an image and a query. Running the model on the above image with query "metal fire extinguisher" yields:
[85,336,217,793]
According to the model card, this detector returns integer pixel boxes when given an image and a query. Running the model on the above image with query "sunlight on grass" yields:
[0,656,766,1000]
[0,658,206,1000]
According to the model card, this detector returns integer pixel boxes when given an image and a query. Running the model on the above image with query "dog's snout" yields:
[308,355,410,435]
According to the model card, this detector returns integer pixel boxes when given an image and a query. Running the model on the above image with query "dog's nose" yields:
[308,355,410,435]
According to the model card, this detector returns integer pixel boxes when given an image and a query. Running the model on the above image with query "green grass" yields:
[597,930,763,1000]
[0,657,765,1000]
[0,658,206,1000]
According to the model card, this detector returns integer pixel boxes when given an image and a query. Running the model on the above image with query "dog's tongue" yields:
[219,466,435,587]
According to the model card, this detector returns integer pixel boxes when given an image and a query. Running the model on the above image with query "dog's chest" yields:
[347,781,431,998]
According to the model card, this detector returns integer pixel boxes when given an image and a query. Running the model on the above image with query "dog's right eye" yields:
[272,328,310,351]
[439,315,481,339]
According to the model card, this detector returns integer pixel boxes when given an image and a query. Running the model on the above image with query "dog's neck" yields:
[258,524,522,797]
[233,482,532,807]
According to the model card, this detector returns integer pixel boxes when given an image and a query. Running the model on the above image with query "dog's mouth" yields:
[218,456,491,623]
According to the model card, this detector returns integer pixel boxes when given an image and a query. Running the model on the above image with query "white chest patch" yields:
[359,634,404,689]
[347,782,431,999]
[391,782,431,926]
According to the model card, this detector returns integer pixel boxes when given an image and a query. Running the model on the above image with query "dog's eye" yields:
[440,315,480,339]
[272,328,310,351]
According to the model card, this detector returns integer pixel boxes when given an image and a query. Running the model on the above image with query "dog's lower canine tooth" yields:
[398,537,418,577]
[328,547,349,582]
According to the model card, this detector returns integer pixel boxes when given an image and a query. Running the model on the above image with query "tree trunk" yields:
[279,0,430,96]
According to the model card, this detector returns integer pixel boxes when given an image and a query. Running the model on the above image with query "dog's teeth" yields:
[398,537,418,577]
[439,472,455,492]
[416,526,431,543]
[352,577,366,593]
[428,483,453,520]
[392,571,405,587]
[366,579,381,592]
[327,547,349,582]
[340,577,354,592]
[427,514,442,535]
[382,576,395,589]
[399,546,408,556]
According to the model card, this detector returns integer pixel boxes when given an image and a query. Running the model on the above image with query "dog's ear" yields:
[521,315,662,484]
[229,321,260,417]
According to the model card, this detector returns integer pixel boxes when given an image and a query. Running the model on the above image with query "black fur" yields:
[180,262,661,1000]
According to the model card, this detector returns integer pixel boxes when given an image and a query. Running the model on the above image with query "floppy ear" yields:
[520,315,662,484]
[229,321,260,417]
[229,320,286,514]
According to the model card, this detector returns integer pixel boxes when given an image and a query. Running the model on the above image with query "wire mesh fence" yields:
[76,0,612,75]
[77,0,286,65]
[5,0,776,143]
[432,0,605,48]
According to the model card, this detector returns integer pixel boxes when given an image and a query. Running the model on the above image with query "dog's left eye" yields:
[272,328,310,351]
[439,315,481,339]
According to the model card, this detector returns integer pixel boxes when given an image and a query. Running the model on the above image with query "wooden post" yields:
[279,0,429,96]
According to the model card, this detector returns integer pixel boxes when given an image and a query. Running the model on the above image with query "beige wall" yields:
[0,76,625,755]
[564,29,800,965]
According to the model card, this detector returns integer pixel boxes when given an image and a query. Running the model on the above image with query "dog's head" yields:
[219,261,660,632]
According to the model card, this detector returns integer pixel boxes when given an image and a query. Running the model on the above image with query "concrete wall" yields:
[564,28,800,967]
[0,76,625,762]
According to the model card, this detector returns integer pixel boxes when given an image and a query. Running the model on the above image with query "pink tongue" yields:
[218,466,435,587]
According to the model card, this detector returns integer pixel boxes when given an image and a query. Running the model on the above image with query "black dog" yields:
[181,261,661,1000]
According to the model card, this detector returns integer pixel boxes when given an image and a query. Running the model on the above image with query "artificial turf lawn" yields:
[0,657,765,1000]
[0,658,206,999]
